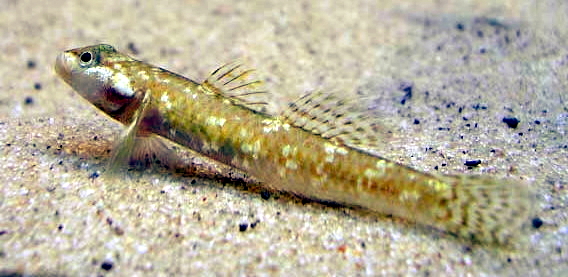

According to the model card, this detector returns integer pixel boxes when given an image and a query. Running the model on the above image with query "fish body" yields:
[55,44,533,245]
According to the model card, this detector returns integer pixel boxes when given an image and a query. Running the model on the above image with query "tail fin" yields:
[439,175,534,246]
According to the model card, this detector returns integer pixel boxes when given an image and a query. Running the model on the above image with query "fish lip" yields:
[55,52,73,82]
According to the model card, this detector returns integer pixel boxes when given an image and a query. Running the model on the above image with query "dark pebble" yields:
[239,223,248,232]
[532,217,543,229]
[101,261,114,271]
[27,60,36,69]
[472,103,487,110]
[34,82,42,90]
[413,119,420,124]
[456,23,465,31]
[399,83,413,105]
[502,117,520,128]
[89,171,100,179]
[464,160,481,167]
[24,96,34,105]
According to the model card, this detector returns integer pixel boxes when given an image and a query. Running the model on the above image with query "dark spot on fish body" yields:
[104,86,133,103]
[260,190,271,200]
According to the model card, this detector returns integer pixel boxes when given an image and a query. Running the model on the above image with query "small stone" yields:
[456,23,465,31]
[89,171,100,179]
[464,160,481,167]
[27,60,36,69]
[101,261,113,271]
[399,83,413,105]
[532,217,543,229]
[502,117,520,128]
[239,223,248,232]
[24,96,34,105]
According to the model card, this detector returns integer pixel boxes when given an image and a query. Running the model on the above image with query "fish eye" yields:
[79,51,93,64]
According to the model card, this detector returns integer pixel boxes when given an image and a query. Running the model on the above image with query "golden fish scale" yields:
[118,63,481,240]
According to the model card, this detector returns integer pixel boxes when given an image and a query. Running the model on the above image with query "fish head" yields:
[55,44,139,118]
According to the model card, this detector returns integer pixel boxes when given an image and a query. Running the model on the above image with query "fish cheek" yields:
[99,86,135,115]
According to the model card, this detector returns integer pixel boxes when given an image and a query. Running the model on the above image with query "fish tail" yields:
[436,175,534,246]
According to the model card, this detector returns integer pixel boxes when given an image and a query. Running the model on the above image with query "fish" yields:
[55,44,534,245]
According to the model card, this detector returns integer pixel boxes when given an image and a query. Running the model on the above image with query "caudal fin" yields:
[440,175,534,246]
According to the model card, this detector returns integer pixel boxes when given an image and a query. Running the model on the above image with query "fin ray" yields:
[281,91,387,149]
[201,61,269,112]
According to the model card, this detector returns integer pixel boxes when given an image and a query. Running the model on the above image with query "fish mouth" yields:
[55,52,74,83]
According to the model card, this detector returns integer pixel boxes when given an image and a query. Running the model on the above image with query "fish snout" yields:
[55,52,74,82]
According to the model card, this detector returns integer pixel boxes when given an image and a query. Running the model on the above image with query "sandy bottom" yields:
[0,0,567,276]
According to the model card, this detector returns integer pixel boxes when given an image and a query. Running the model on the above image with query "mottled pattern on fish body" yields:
[55,44,533,245]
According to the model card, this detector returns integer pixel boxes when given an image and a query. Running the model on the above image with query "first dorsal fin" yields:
[281,91,386,148]
[200,61,269,112]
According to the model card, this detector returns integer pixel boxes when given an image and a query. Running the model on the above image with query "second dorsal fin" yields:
[200,61,269,111]
[281,91,385,148]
